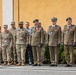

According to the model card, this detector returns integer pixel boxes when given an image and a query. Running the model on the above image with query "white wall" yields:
[2,0,13,30]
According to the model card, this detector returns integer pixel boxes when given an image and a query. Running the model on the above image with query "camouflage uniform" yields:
[9,22,16,64]
[16,25,29,66]
[1,25,13,65]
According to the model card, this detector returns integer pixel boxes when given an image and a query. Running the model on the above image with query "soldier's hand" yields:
[40,43,43,48]
[58,43,60,47]
[73,42,76,47]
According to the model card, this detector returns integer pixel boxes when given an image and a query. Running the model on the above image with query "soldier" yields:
[16,21,29,66]
[62,17,76,67]
[39,22,46,63]
[25,22,33,65]
[0,26,2,65]
[47,17,61,66]
[31,19,44,66]
[9,22,16,65]
[1,25,13,65]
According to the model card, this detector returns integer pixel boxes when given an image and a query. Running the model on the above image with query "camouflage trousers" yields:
[11,45,17,62]
[0,47,2,63]
[2,46,11,62]
[16,44,26,63]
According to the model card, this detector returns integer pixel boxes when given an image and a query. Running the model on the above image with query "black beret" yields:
[51,17,57,22]
[33,19,39,23]
[66,17,72,21]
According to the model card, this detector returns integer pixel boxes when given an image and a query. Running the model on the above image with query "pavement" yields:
[0,64,76,75]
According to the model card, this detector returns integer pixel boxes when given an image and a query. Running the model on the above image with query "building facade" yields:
[0,0,76,30]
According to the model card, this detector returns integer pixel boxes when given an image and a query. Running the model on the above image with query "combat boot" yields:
[2,61,7,65]
[0,62,2,65]
[17,62,21,66]
[21,61,25,66]
[7,63,11,66]
[10,61,14,65]
[14,61,16,65]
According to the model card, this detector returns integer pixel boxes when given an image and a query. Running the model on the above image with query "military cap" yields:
[33,19,39,23]
[19,21,23,25]
[66,17,72,21]
[3,25,8,28]
[11,22,15,25]
[51,17,57,22]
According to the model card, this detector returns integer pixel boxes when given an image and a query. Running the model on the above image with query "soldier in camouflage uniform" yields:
[16,21,29,66]
[1,25,13,65]
[0,26,2,65]
[9,22,16,65]
[47,17,61,66]
[31,19,44,66]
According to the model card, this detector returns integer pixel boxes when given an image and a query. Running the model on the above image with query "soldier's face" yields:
[52,21,57,25]
[19,24,23,28]
[67,20,72,25]
[34,22,39,26]
[11,24,15,28]
[25,23,29,28]
[4,27,8,31]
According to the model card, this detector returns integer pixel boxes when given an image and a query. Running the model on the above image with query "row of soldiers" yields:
[0,17,76,67]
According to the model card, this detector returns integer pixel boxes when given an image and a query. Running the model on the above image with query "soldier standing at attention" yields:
[1,25,13,65]
[62,17,76,67]
[39,22,46,63]
[0,26,2,65]
[25,22,33,65]
[16,21,29,66]
[31,19,44,66]
[9,22,16,65]
[47,17,61,66]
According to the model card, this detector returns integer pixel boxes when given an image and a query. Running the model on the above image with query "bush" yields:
[58,45,64,63]
[44,45,50,64]
[25,45,76,64]
[44,45,76,64]
[74,47,76,64]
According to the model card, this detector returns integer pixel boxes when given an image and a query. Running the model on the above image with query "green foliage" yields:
[58,45,64,63]
[74,47,76,64]
[61,50,66,64]
[44,45,76,64]
[44,45,50,64]
[25,45,76,64]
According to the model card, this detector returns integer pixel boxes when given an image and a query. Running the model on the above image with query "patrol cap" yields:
[33,19,39,23]
[51,17,57,22]
[19,21,23,25]
[66,17,72,21]
[3,25,8,28]
[11,22,15,25]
